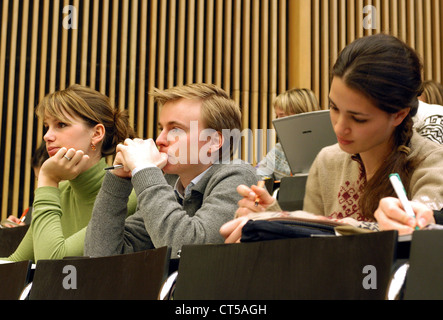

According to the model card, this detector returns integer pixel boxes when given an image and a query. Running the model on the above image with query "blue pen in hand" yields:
[389,173,419,230]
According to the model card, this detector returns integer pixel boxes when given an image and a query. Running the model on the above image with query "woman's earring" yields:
[91,144,97,151]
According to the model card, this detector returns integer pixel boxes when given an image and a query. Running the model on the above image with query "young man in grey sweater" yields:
[84,83,258,258]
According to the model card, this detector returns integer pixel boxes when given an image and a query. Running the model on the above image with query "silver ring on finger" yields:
[64,155,72,161]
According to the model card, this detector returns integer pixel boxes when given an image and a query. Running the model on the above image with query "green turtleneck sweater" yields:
[2,158,137,262]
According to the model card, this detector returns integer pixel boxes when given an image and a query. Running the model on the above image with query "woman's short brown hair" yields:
[36,84,135,157]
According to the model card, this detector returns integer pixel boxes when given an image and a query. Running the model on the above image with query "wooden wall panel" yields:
[0,0,288,220]
[304,0,443,108]
[1,0,442,221]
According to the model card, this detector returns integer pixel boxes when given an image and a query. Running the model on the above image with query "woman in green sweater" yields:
[2,85,136,262]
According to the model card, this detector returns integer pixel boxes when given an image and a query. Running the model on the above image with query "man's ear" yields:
[392,108,410,127]
[206,131,223,156]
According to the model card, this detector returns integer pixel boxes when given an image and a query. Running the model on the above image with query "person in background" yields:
[85,83,258,258]
[1,84,137,262]
[418,80,443,105]
[221,34,443,242]
[2,141,49,228]
[414,81,443,145]
[256,88,321,180]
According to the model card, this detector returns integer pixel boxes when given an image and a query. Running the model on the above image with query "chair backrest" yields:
[404,230,443,300]
[29,247,170,300]
[0,225,30,257]
[174,231,398,300]
[277,174,308,211]
[0,260,32,299]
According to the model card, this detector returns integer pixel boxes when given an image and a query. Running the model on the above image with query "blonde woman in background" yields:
[414,80,443,144]
[419,80,443,105]
[256,88,321,180]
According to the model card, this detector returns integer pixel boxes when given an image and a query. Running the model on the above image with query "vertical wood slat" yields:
[99,0,109,94]
[423,0,432,79]
[406,0,415,46]
[231,0,241,104]
[381,0,390,33]
[69,0,79,87]
[214,0,223,87]
[89,0,99,90]
[49,0,60,93]
[11,0,30,217]
[329,0,338,66]
[167,0,176,89]
[441,0,443,83]
[147,0,158,139]
[176,0,186,86]
[186,0,195,85]
[320,0,329,107]
[118,0,129,111]
[128,0,138,125]
[1,0,19,216]
[23,0,42,215]
[258,0,269,165]
[278,0,287,94]
[0,1,8,152]
[80,0,90,86]
[195,0,205,84]
[108,0,119,106]
[137,0,148,138]
[249,0,259,164]
[267,0,278,160]
[288,0,312,90]
[347,0,356,43]
[157,0,167,89]
[338,0,346,52]
[36,0,50,141]
[239,0,251,160]
[223,0,232,93]
[431,0,441,82]
[374,0,382,34]
[205,0,215,84]
[398,0,407,41]
[312,0,320,100]
[269,0,278,106]
[60,0,69,89]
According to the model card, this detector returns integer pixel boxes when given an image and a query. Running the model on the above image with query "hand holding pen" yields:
[389,173,418,229]
[374,173,435,235]
[234,182,274,218]
[104,150,132,179]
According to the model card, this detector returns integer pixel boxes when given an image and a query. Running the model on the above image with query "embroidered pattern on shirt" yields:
[416,115,443,144]
[331,155,370,222]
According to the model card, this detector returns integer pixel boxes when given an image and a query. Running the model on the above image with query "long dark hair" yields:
[331,34,423,219]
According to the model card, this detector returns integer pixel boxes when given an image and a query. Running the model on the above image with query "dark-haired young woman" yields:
[222,34,443,242]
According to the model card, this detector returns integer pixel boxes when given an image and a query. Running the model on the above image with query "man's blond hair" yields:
[152,83,242,160]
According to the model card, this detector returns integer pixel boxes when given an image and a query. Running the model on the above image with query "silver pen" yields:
[104,164,124,171]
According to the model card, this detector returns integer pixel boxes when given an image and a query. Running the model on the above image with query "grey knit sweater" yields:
[84,162,258,258]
